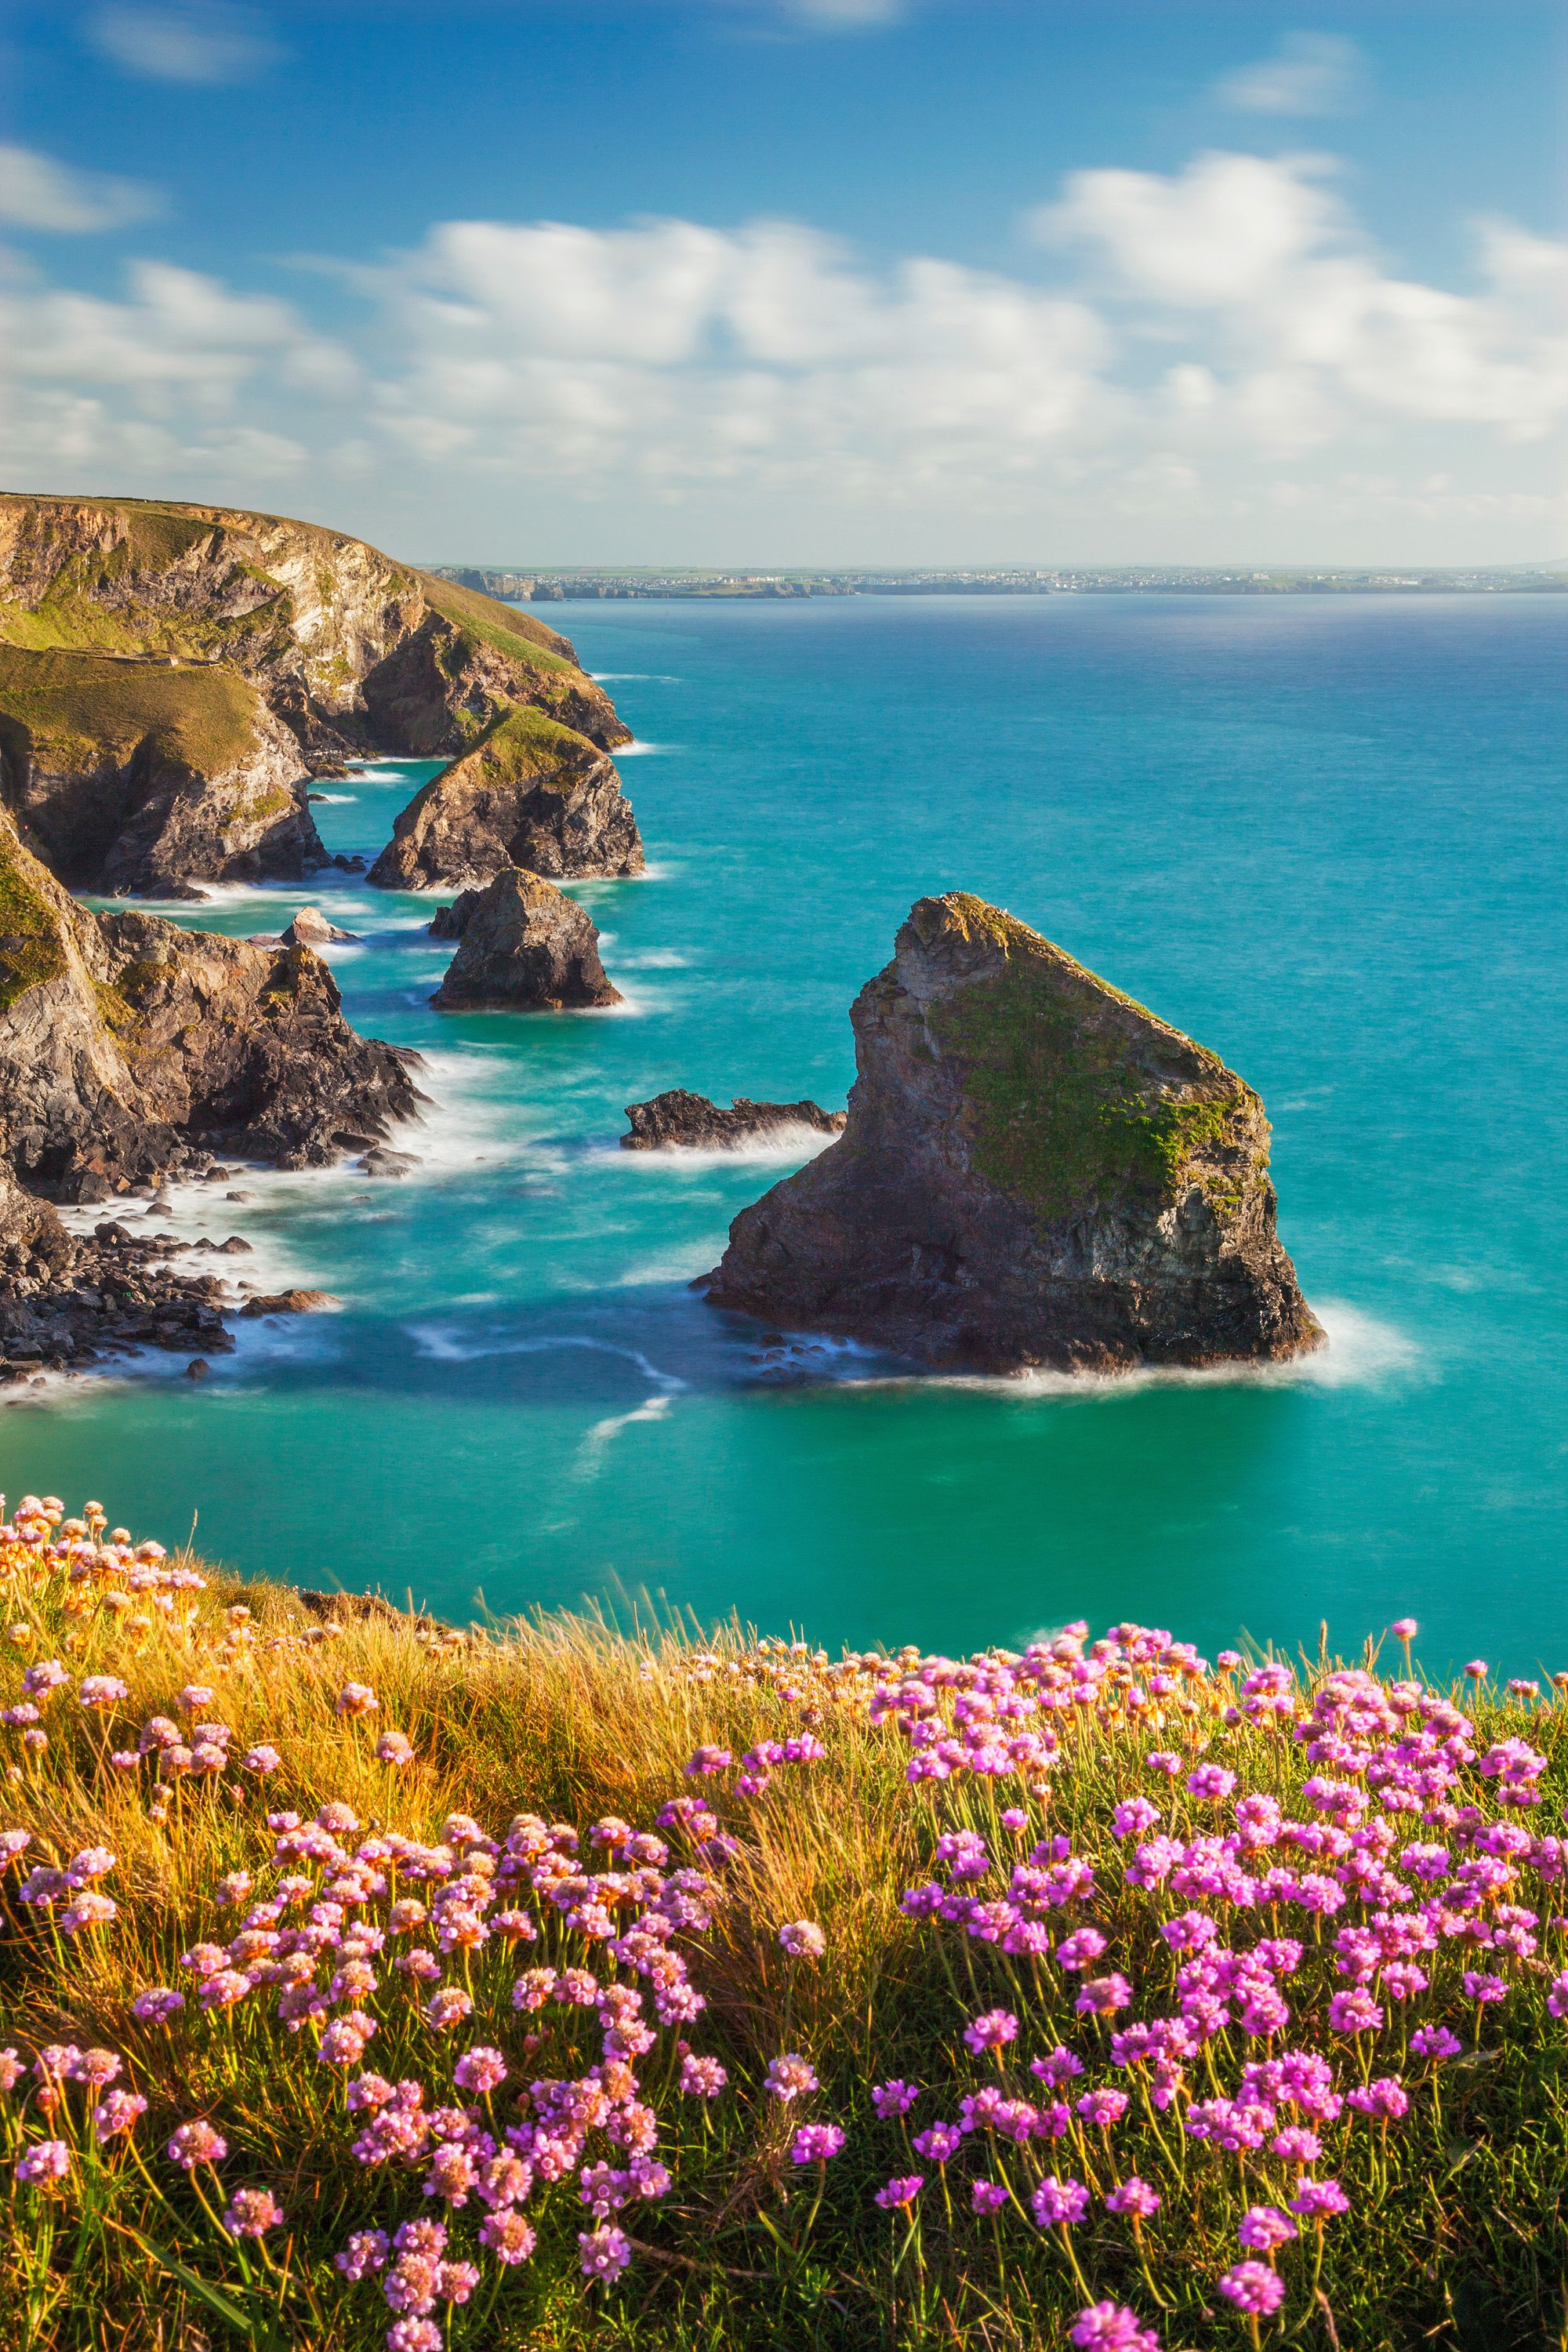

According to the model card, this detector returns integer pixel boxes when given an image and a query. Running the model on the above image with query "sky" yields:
[0,0,1563,565]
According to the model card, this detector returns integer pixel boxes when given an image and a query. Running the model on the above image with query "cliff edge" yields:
[704,892,1323,1373]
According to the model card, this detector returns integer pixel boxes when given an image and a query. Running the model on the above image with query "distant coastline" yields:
[429,561,1568,602]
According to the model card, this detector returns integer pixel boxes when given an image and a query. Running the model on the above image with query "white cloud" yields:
[0,143,160,233]
[0,149,1562,560]
[85,2,279,84]
[1214,32,1364,117]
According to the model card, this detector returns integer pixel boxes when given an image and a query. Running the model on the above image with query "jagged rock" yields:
[430,869,620,1011]
[0,809,422,1201]
[0,494,633,893]
[427,894,477,940]
[622,1091,847,1151]
[360,1146,419,1178]
[368,706,643,891]
[239,1289,339,1316]
[0,646,326,896]
[281,906,360,946]
[704,892,1323,1374]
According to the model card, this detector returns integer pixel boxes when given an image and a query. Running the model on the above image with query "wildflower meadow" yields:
[0,1491,1565,2349]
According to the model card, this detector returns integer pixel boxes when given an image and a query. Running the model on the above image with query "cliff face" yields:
[0,495,634,894]
[706,892,1323,1374]
[0,809,419,1200]
[367,706,643,890]
[0,645,325,895]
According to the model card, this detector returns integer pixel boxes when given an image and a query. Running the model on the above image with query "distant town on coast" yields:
[432,561,1568,601]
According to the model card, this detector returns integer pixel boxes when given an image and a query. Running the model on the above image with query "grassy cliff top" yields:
[913,892,1255,1221]
[0,644,265,781]
[440,699,605,791]
[0,1486,1561,2348]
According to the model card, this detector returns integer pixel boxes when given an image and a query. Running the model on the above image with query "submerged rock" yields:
[704,891,1323,1374]
[622,1091,846,1152]
[367,706,643,891]
[430,868,620,1011]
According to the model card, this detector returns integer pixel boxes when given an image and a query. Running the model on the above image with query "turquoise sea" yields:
[2,594,1564,1671]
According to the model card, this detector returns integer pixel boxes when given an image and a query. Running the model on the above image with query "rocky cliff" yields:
[0,644,326,896]
[705,892,1323,1374]
[0,808,419,1201]
[367,705,643,890]
[0,495,634,894]
[430,869,619,1010]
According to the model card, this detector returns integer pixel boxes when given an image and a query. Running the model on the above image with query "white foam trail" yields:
[570,1392,675,1480]
[589,673,684,684]
[613,949,691,970]
[403,1328,688,1392]
[603,1123,841,1172]
[313,792,358,804]
[615,740,670,757]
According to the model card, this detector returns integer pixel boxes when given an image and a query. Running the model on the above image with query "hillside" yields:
[0,496,635,893]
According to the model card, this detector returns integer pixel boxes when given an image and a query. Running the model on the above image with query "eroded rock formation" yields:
[367,707,643,891]
[704,892,1323,1373]
[622,1091,846,1151]
[430,869,619,1011]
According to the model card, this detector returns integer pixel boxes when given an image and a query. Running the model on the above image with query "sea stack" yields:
[430,868,620,1010]
[704,891,1323,1374]
[621,1091,846,1151]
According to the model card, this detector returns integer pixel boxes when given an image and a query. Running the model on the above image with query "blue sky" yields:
[0,1,1562,563]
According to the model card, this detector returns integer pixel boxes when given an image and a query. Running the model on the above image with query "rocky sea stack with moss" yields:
[0,495,636,895]
[705,891,1323,1372]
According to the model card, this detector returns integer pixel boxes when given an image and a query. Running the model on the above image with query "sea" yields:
[3,593,1564,1676]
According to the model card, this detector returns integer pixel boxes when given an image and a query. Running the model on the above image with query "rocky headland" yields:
[0,495,637,898]
[622,1091,847,1152]
[430,869,620,1011]
[704,892,1323,1373]
[367,705,643,891]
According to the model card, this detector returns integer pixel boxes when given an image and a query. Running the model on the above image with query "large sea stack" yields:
[705,892,1323,1374]
[0,495,634,895]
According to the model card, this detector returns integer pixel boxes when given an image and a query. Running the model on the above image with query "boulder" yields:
[430,869,620,1011]
[238,1289,339,1317]
[621,1091,847,1151]
[703,891,1323,1374]
[367,706,643,891]
[281,906,360,946]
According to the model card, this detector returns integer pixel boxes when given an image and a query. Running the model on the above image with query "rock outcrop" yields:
[704,892,1323,1374]
[430,869,619,1011]
[0,495,634,894]
[0,808,420,1202]
[622,1091,847,1152]
[367,706,643,891]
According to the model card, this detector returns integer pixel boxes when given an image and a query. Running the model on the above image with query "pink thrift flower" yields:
[779,1920,826,1958]
[871,2078,919,2118]
[223,2187,284,2238]
[1238,2205,1298,2252]
[679,2053,728,2098]
[1219,2263,1286,2316]
[578,2224,632,2281]
[963,2008,1018,2055]
[16,2139,71,2187]
[764,2053,818,2103]
[452,2045,507,2094]
[1070,2304,1162,2351]
[874,2173,924,2211]
[971,2179,1010,2216]
[479,2210,537,2263]
[1030,2175,1089,2228]
[790,2122,845,2164]
[1106,2176,1161,2219]
[167,2120,227,2169]
[93,2090,147,2141]
[335,1682,378,1718]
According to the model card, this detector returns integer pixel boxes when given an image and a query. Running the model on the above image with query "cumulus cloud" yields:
[85,1,279,84]
[1214,32,1365,117]
[0,144,160,233]
[0,148,1562,554]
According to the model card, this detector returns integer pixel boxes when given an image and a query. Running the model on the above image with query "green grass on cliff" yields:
[0,647,264,783]
[435,702,603,794]
[416,576,580,680]
[929,896,1256,1224]
[0,821,68,1013]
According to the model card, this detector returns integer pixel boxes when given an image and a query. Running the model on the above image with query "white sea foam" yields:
[590,673,684,684]
[603,1124,841,1172]
[313,792,358,804]
[403,1327,688,1393]
[613,949,691,971]
[569,1392,676,1479]
[616,740,670,757]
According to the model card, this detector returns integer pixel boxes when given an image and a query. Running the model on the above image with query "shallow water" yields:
[4,594,1565,1672]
